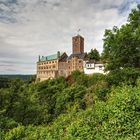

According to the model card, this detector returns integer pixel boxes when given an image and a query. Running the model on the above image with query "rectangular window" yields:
[99,66,102,70]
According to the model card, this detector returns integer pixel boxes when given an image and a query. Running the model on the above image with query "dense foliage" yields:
[87,48,100,61]
[101,4,140,87]
[102,5,140,70]
[1,5,140,140]
[0,70,140,139]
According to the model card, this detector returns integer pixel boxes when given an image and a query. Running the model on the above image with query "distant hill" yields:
[0,75,36,88]
[0,74,35,80]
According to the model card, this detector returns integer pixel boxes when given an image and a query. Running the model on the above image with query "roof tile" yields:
[40,52,64,61]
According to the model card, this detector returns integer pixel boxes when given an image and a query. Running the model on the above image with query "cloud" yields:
[0,0,139,74]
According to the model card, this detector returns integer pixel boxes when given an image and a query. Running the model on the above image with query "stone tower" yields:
[72,35,84,54]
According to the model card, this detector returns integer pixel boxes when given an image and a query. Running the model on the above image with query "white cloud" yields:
[0,0,139,74]
[0,3,10,11]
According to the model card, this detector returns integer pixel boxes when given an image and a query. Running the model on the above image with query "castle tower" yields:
[72,35,84,54]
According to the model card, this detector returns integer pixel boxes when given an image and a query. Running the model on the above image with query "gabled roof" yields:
[40,52,64,61]
[67,53,87,60]
[86,60,104,64]
[59,53,68,62]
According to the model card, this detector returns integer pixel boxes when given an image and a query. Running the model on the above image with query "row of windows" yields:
[86,66,103,70]
[38,65,82,70]
[38,71,55,74]
[72,60,82,63]
[86,64,94,67]
[38,66,83,74]
[38,65,56,70]
[68,60,82,63]
[38,61,57,65]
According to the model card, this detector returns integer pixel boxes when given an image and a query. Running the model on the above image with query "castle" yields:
[36,34,104,82]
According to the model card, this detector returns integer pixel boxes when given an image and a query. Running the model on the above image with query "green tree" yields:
[102,5,140,71]
[55,84,86,115]
[88,48,100,60]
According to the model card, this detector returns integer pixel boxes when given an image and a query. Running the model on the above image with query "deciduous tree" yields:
[102,5,140,71]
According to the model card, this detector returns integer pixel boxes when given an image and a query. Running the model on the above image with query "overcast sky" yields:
[0,0,140,74]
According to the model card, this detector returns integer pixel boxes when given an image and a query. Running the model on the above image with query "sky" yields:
[0,0,140,74]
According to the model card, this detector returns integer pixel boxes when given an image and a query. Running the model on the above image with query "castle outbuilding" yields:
[36,52,68,81]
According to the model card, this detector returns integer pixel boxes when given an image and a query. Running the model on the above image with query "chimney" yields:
[38,55,40,62]
[57,51,60,58]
